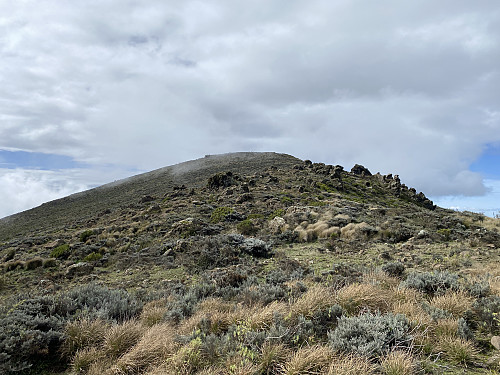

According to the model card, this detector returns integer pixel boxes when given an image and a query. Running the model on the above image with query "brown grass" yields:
[62,318,109,357]
[433,318,459,339]
[111,323,178,375]
[71,347,104,374]
[179,298,239,335]
[327,354,376,375]
[290,285,337,319]
[392,301,432,328]
[380,351,416,375]
[279,345,334,375]
[258,342,290,374]
[436,337,479,366]
[429,291,474,316]
[103,320,145,359]
[140,299,168,327]
[336,283,392,314]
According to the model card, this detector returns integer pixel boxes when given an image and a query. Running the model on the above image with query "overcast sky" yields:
[1,0,499,218]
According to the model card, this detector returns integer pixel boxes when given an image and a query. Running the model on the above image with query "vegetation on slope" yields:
[0,154,499,374]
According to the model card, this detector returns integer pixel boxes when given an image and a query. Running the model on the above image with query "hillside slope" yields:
[0,152,499,374]
[0,152,300,241]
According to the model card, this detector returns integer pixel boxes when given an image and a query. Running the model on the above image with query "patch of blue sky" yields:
[0,150,87,170]
[470,142,500,179]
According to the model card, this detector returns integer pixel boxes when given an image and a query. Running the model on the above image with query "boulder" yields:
[66,262,94,278]
[351,164,372,176]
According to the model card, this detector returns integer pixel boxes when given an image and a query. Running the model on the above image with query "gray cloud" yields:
[0,0,499,214]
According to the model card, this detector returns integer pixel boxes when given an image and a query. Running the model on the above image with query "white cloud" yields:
[0,0,499,214]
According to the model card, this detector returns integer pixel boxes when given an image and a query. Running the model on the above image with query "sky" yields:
[0,0,499,218]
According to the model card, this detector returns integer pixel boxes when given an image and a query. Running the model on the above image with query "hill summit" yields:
[0,152,499,374]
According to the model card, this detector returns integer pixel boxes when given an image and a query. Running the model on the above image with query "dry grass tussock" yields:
[392,301,432,328]
[111,323,178,375]
[436,337,479,366]
[259,342,291,374]
[336,282,393,314]
[179,298,239,335]
[380,351,416,375]
[279,345,334,375]
[103,320,146,359]
[140,299,168,327]
[430,291,474,316]
[391,287,425,305]
[432,318,459,339]
[290,284,337,319]
[63,318,109,357]
[327,354,376,375]
[362,270,400,289]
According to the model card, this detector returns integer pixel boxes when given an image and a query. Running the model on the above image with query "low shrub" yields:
[50,244,71,259]
[83,252,103,262]
[328,312,412,357]
[381,262,405,278]
[401,271,461,296]
[80,230,94,243]
[210,207,233,223]
[236,219,257,235]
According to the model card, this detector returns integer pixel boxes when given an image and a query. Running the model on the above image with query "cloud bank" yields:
[1,1,499,217]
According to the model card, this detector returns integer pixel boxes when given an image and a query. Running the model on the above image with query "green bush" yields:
[328,312,411,357]
[50,244,70,259]
[268,209,285,220]
[83,252,103,262]
[210,207,233,223]
[79,230,94,243]
[236,219,257,235]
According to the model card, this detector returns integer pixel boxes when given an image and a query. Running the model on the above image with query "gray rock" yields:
[66,262,94,278]
[492,336,500,350]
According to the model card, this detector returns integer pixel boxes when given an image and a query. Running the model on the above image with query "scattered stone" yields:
[491,336,500,350]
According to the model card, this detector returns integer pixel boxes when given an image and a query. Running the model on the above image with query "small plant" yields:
[328,312,412,357]
[80,230,94,243]
[381,351,416,375]
[381,262,405,278]
[437,337,479,366]
[83,252,103,262]
[268,209,285,220]
[437,228,452,241]
[50,244,71,259]
[236,219,257,235]
[210,207,233,223]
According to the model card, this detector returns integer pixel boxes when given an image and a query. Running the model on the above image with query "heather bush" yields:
[401,271,461,296]
[328,313,412,357]
[0,296,65,373]
[65,283,142,321]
